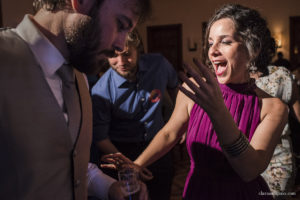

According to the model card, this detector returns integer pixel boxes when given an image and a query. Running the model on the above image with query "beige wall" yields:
[2,0,33,27]
[137,0,300,64]
[1,0,299,63]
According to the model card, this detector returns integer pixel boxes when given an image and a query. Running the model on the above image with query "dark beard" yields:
[65,7,114,75]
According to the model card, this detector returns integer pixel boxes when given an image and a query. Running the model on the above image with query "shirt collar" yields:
[111,68,130,88]
[15,15,66,77]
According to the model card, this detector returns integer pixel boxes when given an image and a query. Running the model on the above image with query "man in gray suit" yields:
[0,0,150,199]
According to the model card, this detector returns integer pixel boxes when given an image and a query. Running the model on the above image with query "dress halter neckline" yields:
[219,79,256,94]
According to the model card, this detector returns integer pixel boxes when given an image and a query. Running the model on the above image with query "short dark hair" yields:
[203,4,276,72]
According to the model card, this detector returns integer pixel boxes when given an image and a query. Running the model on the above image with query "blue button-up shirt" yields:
[92,53,178,142]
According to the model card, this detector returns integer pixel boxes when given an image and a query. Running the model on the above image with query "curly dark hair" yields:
[203,4,276,73]
[32,0,151,23]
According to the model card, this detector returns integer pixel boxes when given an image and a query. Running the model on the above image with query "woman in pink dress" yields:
[103,4,288,199]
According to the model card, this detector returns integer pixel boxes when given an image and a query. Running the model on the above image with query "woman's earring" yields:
[248,63,257,73]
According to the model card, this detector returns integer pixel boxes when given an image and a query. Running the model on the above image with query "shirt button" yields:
[74,179,80,187]
[141,98,145,102]
[144,122,148,125]
[144,133,148,137]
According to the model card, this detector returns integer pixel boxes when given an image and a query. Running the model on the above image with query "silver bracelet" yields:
[221,131,250,157]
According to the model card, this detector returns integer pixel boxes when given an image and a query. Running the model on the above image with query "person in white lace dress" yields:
[252,65,300,199]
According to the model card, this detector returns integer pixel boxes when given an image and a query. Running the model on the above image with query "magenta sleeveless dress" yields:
[183,82,273,200]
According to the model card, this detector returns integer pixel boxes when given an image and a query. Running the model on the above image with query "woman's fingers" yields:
[100,153,153,180]
[113,154,130,165]
[192,58,216,84]
[181,63,210,95]
[178,72,206,97]
[179,59,223,109]
[102,153,133,164]
[139,167,153,181]
[100,163,117,170]
[178,84,201,104]
[182,63,204,85]
[141,167,152,177]
[101,153,134,170]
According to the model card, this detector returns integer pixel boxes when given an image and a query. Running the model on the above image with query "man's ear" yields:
[70,0,95,14]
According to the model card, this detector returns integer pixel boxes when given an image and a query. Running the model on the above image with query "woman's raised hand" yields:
[178,59,225,115]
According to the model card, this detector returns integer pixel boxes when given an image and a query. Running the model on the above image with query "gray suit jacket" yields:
[0,28,92,200]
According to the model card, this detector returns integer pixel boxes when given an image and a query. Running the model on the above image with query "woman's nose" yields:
[209,43,221,57]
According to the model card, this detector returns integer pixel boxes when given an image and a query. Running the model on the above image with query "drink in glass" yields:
[118,165,140,200]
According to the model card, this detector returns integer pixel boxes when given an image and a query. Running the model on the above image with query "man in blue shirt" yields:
[91,30,178,200]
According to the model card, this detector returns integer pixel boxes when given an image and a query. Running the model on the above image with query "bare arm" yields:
[134,87,192,168]
[167,87,178,105]
[218,94,287,181]
[179,60,288,182]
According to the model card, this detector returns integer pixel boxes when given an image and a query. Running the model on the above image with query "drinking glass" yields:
[118,165,140,200]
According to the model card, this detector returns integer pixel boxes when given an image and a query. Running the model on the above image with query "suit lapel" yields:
[74,70,92,147]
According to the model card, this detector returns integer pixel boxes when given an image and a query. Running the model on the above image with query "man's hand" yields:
[108,181,148,200]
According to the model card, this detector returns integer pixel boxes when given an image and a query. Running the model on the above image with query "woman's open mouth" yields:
[213,60,227,76]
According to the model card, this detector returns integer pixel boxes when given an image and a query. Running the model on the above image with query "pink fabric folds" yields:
[183,81,273,200]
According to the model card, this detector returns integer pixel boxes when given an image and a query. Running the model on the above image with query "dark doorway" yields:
[289,16,300,189]
[0,0,3,27]
[290,16,300,70]
[147,24,182,72]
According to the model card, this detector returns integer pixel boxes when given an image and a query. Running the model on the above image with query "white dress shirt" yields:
[15,14,67,121]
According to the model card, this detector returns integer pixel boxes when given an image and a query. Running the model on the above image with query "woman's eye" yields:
[208,42,213,47]
[221,40,232,45]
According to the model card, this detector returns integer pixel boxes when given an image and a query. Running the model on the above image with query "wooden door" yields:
[290,16,300,70]
[147,24,182,72]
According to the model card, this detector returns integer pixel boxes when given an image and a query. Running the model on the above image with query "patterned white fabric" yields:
[256,65,296,198]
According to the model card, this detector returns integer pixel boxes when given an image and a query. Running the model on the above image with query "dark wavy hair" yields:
[203,4,276,73]
[32,0,151,23]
